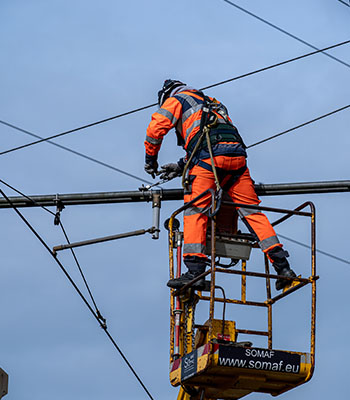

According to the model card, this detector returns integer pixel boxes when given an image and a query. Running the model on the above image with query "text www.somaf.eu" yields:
[218,357,300,373]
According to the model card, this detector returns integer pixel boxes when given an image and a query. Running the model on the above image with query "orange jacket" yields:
[145,89,232,163]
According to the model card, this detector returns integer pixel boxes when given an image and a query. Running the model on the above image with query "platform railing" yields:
[168,194,317,382]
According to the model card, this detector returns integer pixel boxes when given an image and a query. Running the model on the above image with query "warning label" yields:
[181,350,198,381]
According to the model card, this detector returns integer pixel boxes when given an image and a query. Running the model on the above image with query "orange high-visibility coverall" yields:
[145,89,281,260]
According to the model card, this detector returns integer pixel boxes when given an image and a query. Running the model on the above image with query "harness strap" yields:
[182,93,216,190]
[186,124,246,157]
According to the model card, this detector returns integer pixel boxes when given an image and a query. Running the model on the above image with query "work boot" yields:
[275,268,297,291]
[167,256,209,290]
[167,271,206,289]
[268,247,297,291]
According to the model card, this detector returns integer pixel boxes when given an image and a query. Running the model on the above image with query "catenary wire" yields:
[0,178,55,216]
[0,177,106,327]
[2,103,350,189]
[0,187,155,400]
[201,39,350,91]
[0,120,154,185]
[247,104,350,148]
[278,233,350,265]
[339,0,350,7]
[220,0,350,69]
[0,103,156,157]
[58,221,106,325]
[0,39,349,158]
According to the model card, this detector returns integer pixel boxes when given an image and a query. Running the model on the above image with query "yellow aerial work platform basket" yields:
[167,189,317,400]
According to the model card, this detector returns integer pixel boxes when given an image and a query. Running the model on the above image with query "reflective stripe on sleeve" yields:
[145,136,163,145]
[183,243,206,254]
[156,108,178,125]
[259,235,280,251]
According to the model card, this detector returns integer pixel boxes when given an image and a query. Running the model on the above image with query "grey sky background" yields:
[0,0,349,399]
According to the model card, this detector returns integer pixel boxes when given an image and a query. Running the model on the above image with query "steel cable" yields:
[0,178,107,339]
[0,187,155,400]
[278,233,350,265]
[0,120,153,185]
[0,178,56,216]
[247,104,350,148]
[201,39,350,91]
[58,221,106,326]
[221,0,350,69]
[0,178,119,339]
[0,39,349,158]
[338,0,350,7]
[0,104,156,156]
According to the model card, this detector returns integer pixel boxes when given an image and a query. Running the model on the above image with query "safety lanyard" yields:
[182,94,222,194]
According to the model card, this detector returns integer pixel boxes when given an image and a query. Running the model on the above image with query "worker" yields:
[144,79,296,291]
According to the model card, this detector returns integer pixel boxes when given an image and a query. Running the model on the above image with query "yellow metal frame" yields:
[168,198,317,399]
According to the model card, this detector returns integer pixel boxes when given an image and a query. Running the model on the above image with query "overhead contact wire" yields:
[247,104,350,148]
[0,178,55,216]
[0,120,153,185]
[339,0,350,7]
[0,104,156,156]
[221,0,350,69]
[0,177,107,325]
[201,39,350,91]
[278,233,350,265]
[0,39,349,157]
[0,188,155,400]
[58,221,106,324]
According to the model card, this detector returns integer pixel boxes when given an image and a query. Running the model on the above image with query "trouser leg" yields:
[226,166,281,255]
[183,164,216,260]
[167,164,214,289]
[226,162,296,289]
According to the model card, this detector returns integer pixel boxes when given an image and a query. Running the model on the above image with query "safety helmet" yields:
[158,79,185,106]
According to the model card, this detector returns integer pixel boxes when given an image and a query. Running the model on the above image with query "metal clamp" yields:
[54,194,65,225]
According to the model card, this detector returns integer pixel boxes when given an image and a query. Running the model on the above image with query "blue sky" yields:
[0,1,349,399]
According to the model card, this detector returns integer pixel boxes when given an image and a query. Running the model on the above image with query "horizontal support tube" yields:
[0,180,348,208]
[53,228,151,254]
[197,295,268,308]
[236,329,269,337]
[215,267,312,283]
[223,201,312,217]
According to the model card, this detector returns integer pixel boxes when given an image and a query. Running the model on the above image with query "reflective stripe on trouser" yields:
[183,155,281,259]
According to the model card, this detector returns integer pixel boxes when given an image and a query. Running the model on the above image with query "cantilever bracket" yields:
[52,226,157,255]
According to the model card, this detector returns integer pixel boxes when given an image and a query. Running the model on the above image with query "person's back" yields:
[144,80,296,290]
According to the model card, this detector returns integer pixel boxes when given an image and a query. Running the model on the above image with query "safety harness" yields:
[182,93,247,206]
[186,123,246,157]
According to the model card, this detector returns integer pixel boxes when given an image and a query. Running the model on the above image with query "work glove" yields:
[159,162,183,181]
[144,160,159,179]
